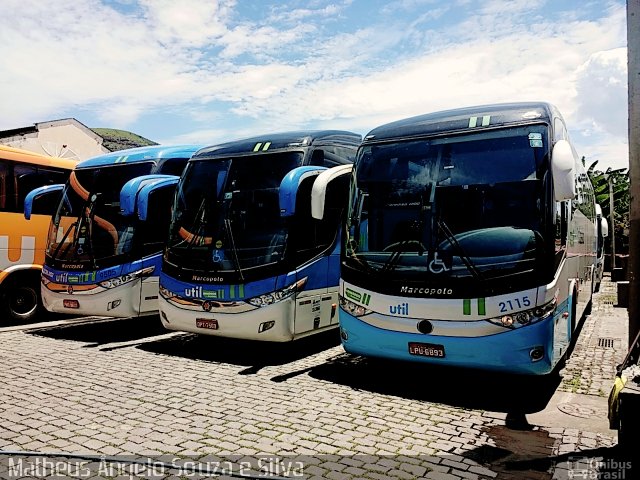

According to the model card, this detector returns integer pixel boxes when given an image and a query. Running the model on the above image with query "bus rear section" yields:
[158,131,360,341]
[333,103,596,374]
[0,145,76,322]
[594,204,609,291]
[30,145,201,318]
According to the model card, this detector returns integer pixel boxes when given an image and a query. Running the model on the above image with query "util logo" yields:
[0,236,36,270]
[184,286,203,297]
[389,302,409,316]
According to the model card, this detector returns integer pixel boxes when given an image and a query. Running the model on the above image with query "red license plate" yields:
[408,342,445,358]
[196,318,218,330]
[63,299,79,309]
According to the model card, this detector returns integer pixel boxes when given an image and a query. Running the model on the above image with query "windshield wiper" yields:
[224,218,245,282]
[183,197,209,252]
[52,193,100,261]
[437,220,483,280]
[51,220,79,260]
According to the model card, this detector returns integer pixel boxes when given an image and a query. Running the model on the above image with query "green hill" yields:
[92,128,158,152]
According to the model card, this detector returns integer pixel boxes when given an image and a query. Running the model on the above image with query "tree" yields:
[586,158,630,255]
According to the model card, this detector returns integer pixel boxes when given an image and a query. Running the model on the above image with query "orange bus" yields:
[0,145,77,322]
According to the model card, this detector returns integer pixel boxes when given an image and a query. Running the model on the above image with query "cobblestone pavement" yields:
[0,280,628,480]
[557,277,628,397]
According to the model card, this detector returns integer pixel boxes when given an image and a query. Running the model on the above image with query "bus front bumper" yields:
[159,296,299,342]
[41,280,148,318]
[339,310,556,375]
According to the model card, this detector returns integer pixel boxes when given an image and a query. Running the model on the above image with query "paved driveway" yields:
[0,297,622,479]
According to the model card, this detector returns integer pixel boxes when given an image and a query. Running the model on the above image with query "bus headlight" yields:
[246,277,308,307]
[339,296,372,317]
[487,298,556,329]
[99,266,155,289]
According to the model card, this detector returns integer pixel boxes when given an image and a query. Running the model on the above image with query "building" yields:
[0,118,157,161]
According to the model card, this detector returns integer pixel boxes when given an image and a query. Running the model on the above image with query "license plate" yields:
[408,342,445,358]
[196,318,218,330]
[63,299,79,309]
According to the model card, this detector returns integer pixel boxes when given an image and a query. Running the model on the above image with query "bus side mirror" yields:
[136,177,180,221]
[600,217,609,238]
[551,140,576,201]
[279,166,327,217]
[120,175,178,218]
[24,184,64,220]
[311,164,353,220]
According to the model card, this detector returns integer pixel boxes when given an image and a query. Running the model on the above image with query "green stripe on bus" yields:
[478,297,486,315]
[468,117,478,128]
[463,299,471,315]
[481,115,491,126]
[362,293,370,306]
[253,142,262,152]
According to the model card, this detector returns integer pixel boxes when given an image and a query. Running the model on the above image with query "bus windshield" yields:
[166,152,303,275]
[347,125,550,281]
[46,162,154,269]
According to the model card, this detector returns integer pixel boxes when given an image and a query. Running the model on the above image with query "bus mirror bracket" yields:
[136,176,180,221]
[120,174,178,218]
[311,164,353,220]
[23,184,64,220]
[551,139,576,201]
[279,166,327,217]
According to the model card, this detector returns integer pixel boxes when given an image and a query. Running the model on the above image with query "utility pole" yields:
[628,0,640,350]
[609,176,616,270]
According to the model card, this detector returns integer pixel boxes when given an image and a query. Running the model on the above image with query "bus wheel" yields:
[3,280,41,323]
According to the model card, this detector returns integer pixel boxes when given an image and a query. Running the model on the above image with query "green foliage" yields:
[584,157,630,252]
[92,128,158,152]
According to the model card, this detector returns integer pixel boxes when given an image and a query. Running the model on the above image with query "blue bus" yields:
[24,145,201,317]
[312,103,596,374]
[156,131,361,341]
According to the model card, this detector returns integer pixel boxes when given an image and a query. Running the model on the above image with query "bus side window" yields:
[137,186,175,256]
[310,147,355,168]
[555,201,568,267]
[158,158,189,176]
[31,190,64,216]
[13,164,67,214]
[0,160,7,211]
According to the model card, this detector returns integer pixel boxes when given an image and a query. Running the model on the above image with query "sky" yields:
[0,0,629,170]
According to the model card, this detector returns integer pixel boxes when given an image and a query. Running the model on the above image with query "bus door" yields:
[279,166,334,334]
[122,175,179,315]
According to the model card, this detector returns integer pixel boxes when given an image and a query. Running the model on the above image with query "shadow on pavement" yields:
[136,328,341,373]
[462,435,635,480]
[27,315,167,346]
[306,352,562,414]
[0,311,78,328]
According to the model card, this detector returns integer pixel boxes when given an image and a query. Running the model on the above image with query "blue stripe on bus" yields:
[160,253,336,300]
[42,254,162,285]
[339,309,556,375]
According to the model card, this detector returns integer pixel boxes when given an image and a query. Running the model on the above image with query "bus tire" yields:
[570,288,578,336]
[2,273,43,323]
[584,271,595,316]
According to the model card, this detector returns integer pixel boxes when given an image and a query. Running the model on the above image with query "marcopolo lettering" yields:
[400,286,453,296]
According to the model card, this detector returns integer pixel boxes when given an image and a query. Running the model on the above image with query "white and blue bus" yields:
[157,131,361,341]
[314,103,596,375]
[24,145,201,317]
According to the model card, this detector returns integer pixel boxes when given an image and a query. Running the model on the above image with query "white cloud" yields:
[138,0,234,46]
[574,48,628,138]
[0,0,629,172]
